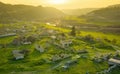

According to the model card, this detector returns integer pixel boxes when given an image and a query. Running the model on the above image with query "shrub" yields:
[95,42,114,50]
[27,36,36,43]
[83,34,94,43]
[104,38,111,43]
[33,59,46,66]
[112,39,117,44]
[70,26,76,36]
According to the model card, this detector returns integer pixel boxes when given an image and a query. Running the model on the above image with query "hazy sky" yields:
[0,0,120,9]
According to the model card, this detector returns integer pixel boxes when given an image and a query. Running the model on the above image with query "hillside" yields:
[0,2,65,23]
[83,4,120,22]
[62,8,98,16]
[0,22,120,74]
[60,5,120,33]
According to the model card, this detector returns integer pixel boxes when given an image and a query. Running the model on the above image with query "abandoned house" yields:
[35,45,45,53]
[60,40,72,48]
[12,50,24,60]
[108,58,120,65]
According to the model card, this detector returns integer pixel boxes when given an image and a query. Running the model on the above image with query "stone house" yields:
[12,50,24,60]
[35,45,44,53]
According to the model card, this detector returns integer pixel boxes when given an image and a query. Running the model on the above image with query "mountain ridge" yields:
[62,8,98,16]
[0,2,65,23]
[83,4,120,22]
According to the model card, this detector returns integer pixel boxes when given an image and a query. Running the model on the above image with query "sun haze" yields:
[48,0,67,4]
[0,0,120,9]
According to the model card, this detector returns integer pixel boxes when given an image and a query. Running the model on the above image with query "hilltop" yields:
[0,2,65,23]
[83,4,120,22]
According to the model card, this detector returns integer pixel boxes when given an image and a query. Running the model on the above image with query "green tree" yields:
[70,26,76,36]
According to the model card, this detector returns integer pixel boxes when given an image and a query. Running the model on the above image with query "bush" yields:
[83,34,94,43]
[27,36,36,43]
[95,42,114,50]
[104,38,111,43]
[33,59,46,66]
[70,26,76,36]
[112,39,117,44]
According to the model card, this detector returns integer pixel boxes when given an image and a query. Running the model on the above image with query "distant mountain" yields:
[0,2,65,23]
[83,4,120,22]
[62,8,98,16]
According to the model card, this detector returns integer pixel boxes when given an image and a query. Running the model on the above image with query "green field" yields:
[0,23,120,74]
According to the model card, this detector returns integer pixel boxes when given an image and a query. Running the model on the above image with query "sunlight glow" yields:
[49,0,67,4]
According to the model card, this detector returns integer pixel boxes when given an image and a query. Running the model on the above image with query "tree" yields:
[70,26,76,36]
[112,39,117,44]
[84,34,94,41]
[27,36,36,43]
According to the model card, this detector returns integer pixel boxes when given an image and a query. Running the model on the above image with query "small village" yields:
[0,23,120,74]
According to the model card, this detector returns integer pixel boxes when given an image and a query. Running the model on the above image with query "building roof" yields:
[109,58,120,64]
[35,45,44,53]
[12,50,24,60]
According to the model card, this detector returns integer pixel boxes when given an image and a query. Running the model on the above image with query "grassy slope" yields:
[0,23,120,74]
[62,16,120,27]
[82,4,120,27]
[62,8,98,16]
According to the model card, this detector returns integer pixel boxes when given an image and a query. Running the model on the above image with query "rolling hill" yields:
[0,2,65,23]
[83,4,120,22]
[62,8,98,16]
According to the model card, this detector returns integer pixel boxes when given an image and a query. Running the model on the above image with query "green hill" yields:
[62,8,97,16]
[0,22,120,74]
[84,4,120,22]
[0,2,65,23]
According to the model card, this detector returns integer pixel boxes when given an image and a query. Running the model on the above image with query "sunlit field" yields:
[0,0,120,74]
